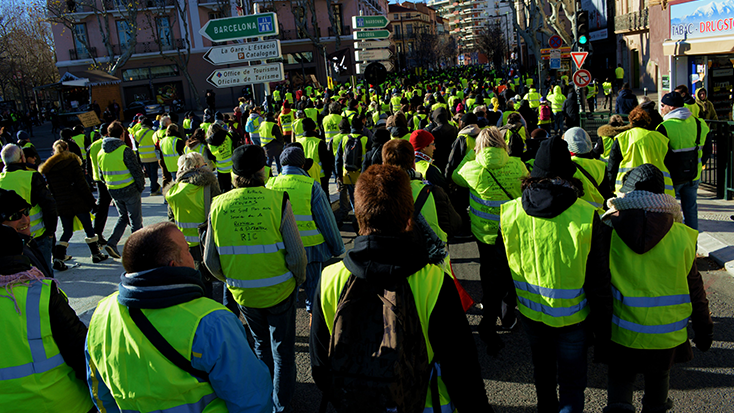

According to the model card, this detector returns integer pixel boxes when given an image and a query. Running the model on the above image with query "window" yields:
[394,14,399,19]
[394,25,402,36]
[406,24,413,36]
[122,65,178,82]
[156,17,172,49]
[407,42,414,54]
[73,23,88,54]
[334,4,343,31]
[116,21,132,51]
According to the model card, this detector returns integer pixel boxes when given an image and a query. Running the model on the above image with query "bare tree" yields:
[412,30,437,70]
[510,0,556,94]
[475,21,508,70]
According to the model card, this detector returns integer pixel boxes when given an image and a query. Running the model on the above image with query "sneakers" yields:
[150,189,162,196]
[53,259,68,271]
[105,244,121,259]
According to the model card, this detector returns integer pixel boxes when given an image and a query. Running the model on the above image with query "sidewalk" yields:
[696,188,734,275]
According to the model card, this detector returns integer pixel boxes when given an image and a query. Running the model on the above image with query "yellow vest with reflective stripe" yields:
[160,135,182,173]
[319,262,455,413]
[279,112,293,132]
[87,292,227,413]
[88,139,104,181]
[304,108,319,128]
[390,96,402,112]
[258,121,277,146]
[165,182,206,247]
[684,102,700,118]
[501,198,595,327]
[71,134,87,157]
[153,128,166,146]
[98,145,134,190]
[184,143,207,156]
[285,92,294,104]
[268,174,325,247]
[0,170,45,238]
[615,128,675,196]
[292,118,305,138]
[572,156,606,213]
[0,280,92,412]
[210,187,295,308]
[411,180,446,243]
[610,223,697,349]
[207,135,233,174]
[659,115,708,182]
[182,118,192,131]
[322,114,343,144]
[199,122,212,136]
[297,136,325,178]
[134,128,157,162]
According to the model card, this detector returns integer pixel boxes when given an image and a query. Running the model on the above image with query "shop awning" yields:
[59,70,121,87]
[663,34,734,56]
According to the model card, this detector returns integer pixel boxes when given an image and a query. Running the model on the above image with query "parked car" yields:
[123,100,164,120]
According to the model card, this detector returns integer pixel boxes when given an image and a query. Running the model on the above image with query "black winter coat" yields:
[39,151,95,216]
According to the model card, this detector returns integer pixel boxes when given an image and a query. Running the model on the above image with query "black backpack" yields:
[343,135,363,172]
[327,276,432,413]
[666,118,702,184]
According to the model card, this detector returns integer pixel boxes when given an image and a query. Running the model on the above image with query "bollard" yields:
[644,87,648,96]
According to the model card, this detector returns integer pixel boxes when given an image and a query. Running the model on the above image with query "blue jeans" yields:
[303,262,323,313]
[107,191,143,248]
[142,162,160,192]
[338,183,356,223]
[674,179,699,231]
[35,235,53,272]
[239,289,296,413]
[521,315,589,413]
[553,112,564,134]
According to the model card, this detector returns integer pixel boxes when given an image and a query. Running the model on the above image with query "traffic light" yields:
[577,10,589,50]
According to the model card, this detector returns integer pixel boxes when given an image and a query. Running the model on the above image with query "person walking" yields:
[547,85,566,135]
[258,113,285,175]
[204,144,307,413]
[296,118,333,194]
[500,136,612,413]
[335,117,370,226]
[206,122,234,193]
[97,121,145,259]
[600,164,713,413]
[88,123,112,244]
[615,84,637,115]
[86,222,273,413]
[133,118,161,195]
[563,127,613,214]
[39,140,107,266]
[159,124,185,182]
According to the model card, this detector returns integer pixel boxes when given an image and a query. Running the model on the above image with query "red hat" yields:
[410,130,434,152]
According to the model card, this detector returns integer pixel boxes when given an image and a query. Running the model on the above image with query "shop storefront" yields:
[663,0,734,120]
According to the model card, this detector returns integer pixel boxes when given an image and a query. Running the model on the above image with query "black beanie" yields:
[530,136,577,180]
[301,117,317,132]
[620,164,666,194]
[461,112,478,125]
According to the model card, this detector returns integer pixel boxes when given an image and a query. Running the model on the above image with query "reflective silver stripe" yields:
[184,235,200,243]
[175,221,202,229]
[671,147,697,153]
[138,145,155,149]
[469,206,500,221]
[217,156,232,164]
[662,171,672,179]
[293,214,313,221]
[217,165,233,172]
[517,295,588,318]
[0,281,65,381]
[612,314,689,335]
[163,153,177,158]
[226,271,293,289]
[29,212,43,221]
[119,393,218,413]
[514,280,585,299]
[618,167,633,173]
[30,221,44,234]
[296,132,304,137]
[108,176,134,186]
[612,285,690,307]
[103,170,131,175]
[470,193,508,207]
[324,130,338,135]
[665,185,674,191]
[586,200,603,208]
[217,242,285,255]
[300,229,321,237]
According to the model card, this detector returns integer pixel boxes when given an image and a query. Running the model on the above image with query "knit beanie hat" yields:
[280,146,306,168]
[301,117,316,132]
[661,92,684,108]
[530,136,577,179]
[563,127,593,155]
[461,112,478,125]
[231,144,266,176]
[410,130,435,152]
[620,163,665,194]
[0,188,31,223]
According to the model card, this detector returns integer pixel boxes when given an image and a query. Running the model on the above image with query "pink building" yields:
[51,0,388,111]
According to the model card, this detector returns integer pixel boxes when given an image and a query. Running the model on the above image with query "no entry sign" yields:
[573,70,592,88]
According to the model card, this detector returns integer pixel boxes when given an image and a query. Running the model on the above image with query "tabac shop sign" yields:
[670,0,734,40]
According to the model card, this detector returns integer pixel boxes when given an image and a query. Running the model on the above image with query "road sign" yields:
[354,40,391,49]
[550,58,561,70]
[353,30,391,40]
[352,15,389,29]
[206,63,284,88]
[199,13,279,43]
[573,69,591,88]
[548,35,563,49]
[356,61,393,74]
[541,47,571,54]
[571,51,589,68]
[203,40,282,65]
[355,49,392,61]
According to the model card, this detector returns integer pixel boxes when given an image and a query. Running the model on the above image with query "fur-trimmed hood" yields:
[597,123,632,138]
[162,166,221,197]
[39,150,81,175]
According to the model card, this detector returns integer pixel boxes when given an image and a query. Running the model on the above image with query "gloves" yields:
[693,329,713,352]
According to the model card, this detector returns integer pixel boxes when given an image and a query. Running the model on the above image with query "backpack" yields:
[343,135,363,172]
[327,275,432,413]
[667,118,702,184]
[539,104,551,121]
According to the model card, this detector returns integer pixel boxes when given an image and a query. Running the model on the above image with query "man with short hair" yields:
[86,222,274,413]
[97,121,145,259]
[0,143,57,268]
[657,92,710,231]
[205,144,307,413]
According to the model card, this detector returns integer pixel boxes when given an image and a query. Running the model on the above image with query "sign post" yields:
[199,13,279,43]
[352,13,393,77]
[351,15,389,29]
[573,69,592,88]
[203,40,282,65]
[571,51,589,69]
[206,63,284,89]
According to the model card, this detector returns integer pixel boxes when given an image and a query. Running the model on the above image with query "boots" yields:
[53,243,69,271]
[86,236,108,263]
[97,233,108,246]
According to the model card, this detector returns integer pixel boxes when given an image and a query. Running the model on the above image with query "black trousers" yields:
[94,181,112,236]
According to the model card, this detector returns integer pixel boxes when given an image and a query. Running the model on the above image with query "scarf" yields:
[601,190,683,226]
[415,151,433,164]
[118,266,206,309]
[0,266,56,314]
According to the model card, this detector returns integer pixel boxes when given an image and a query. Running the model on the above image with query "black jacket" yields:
[310,233,493,412]
[3,163,57,236]
[39,151,96,216]
[562,91,580,127]
[615,89,638,115]
[426,107,458,173]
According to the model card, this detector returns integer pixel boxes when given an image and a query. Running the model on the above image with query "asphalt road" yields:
[19,120,734,412]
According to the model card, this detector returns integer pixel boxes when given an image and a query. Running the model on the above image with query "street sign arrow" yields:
[206,63,284,88]
[353,30,391,40]
[352,15,390,29]
[571,51,589,68]
[203,40,282,65]
[573,69,591,88]
[354,40,392,49]
[356,61,394,74]
[355,49,392,61]
[199,13,279,43]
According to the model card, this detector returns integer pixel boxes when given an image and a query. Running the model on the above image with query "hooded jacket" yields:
[445,124,481,177]
[426,107,458,173]
[3,162,58,236]
[39,150,96,216]
[100,137,145,198]
[695,88,718,120]
[615,88,637,115]
[562,90,580,127]
[601,209,712,368]
[309,232,493,412]
[547,85,566,112]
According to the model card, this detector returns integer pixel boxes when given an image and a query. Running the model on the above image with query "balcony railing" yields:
[104,0,175,10]
[111,39,185,55]
[327,26,351,36]
[69,47,97,60]
[614,8,649,33]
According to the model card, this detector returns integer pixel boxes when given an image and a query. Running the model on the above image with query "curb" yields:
[697,232,734,276]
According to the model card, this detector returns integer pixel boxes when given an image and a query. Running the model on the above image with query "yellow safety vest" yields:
[292,118,305,138]
[98,145,134,190]
[71,134,87,158]
[0,170,45,238]
[199,122,212,136]
[258,121,277,147]
[322,114,343,145]
[614,128,675,196]
[501,197,596,327]
[267,174,325,247]
[88,139,104,181]
[207,135,233,174]
[166,182,206,247]
[210,187,295,308]
[572,156,606,213]
[659,116,709,182]
[134,128,157,162]
[279,112,293,133]
[297,136,325,178]
[304,108,319,128]
[160,135,182,173]
[610,223,697,349]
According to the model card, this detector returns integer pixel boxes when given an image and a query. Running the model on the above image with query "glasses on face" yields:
[6,208,29,221]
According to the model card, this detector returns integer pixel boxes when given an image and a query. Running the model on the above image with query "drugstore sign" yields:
[670,0,734,40]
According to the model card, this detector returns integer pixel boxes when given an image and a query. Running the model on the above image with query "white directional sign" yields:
[355,49,392,62]
[203,40,282,65]
[354,40,391,49]
[356,61,394,74]
[206,63,284,88]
